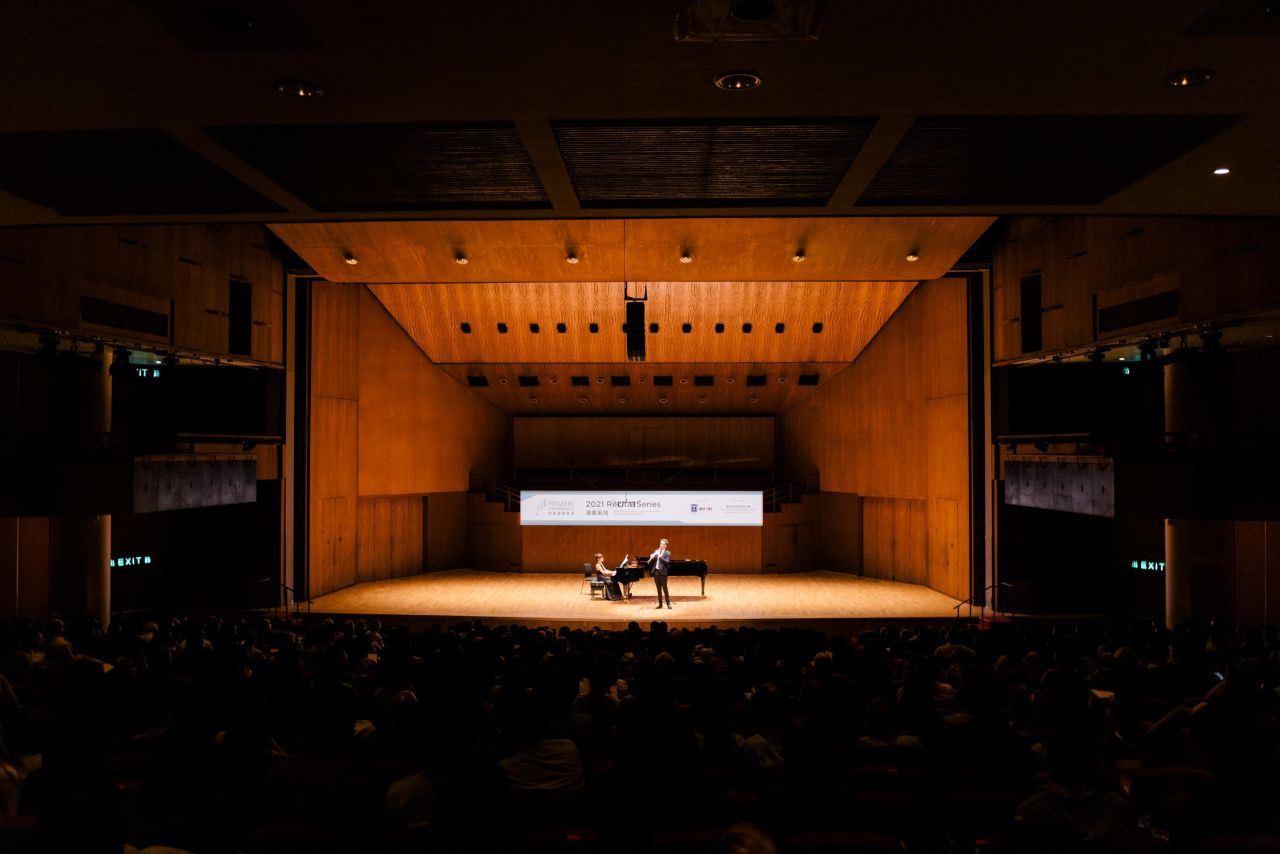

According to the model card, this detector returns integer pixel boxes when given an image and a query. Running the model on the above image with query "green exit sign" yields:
[1130,559,1165,572]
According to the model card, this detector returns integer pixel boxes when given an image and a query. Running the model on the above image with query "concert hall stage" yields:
[308,570,965,631]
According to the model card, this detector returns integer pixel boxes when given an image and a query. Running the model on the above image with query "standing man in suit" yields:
[649,538,672,609]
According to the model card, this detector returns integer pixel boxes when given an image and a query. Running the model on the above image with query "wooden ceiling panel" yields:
[272,219,626,283]
[438,362,843,415]
[622,217,991,281]
[369,281,629,363]
[367,280,920,364]
[644,281,916,363]
[271,216,993,283]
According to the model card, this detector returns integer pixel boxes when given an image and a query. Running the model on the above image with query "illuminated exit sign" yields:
[134,366,161,379]
[1130,559,1165,572]
[111,554,152,568]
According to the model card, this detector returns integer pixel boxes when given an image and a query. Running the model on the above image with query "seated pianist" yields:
[593,552,623,601]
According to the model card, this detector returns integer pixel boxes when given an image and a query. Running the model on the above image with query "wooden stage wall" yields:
[783,278,971,600]
[522,525,763,573]
[515,417,773,470]
[308,284,511,597]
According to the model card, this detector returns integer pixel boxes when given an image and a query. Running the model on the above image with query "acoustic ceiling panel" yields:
[554,118,876,207]
[0,129,284,216]
[207,122,550,211]
[856,115,1238,206]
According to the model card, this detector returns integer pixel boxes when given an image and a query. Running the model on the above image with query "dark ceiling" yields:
[1,0,1277,224]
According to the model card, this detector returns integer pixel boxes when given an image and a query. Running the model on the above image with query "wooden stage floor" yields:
[308,570,965,631]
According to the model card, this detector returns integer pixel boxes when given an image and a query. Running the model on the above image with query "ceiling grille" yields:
[207,122,550,211]
[555,118,875,207]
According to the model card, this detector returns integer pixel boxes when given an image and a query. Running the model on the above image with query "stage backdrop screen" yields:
[520,491,763,527]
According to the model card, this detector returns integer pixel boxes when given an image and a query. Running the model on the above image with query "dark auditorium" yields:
[2,2,1280,852]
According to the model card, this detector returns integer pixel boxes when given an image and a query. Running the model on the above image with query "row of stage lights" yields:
[340,248,923,267]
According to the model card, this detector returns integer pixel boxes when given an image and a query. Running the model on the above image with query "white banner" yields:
[520,490,763,526]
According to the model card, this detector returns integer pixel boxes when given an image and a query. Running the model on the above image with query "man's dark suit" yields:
[650,546,671,608]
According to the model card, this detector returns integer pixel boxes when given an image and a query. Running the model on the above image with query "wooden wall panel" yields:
[310,282,360,400]
[1167,519,1280,628]
[0,228,77,327]
[782,278,971,599]
[356,498,392,585]
[357,287,510,494]
[469,493,522,571]
[426,492,468,571]
[389,496,424,578]
[356,495,425,582]
[310,496,356,597]
[515,416,773,470]
[992,217,1280,360]
[762,496,816,572]
[2,223,286,363]
[521,525,761,573]
[817,492,862,574]
[310,398,358,499]
[928,498,963,601]
[168,227,228,354]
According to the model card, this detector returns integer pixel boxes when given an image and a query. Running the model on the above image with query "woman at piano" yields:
[594,553,623,601]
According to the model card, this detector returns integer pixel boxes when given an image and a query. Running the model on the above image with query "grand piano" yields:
[613,553,708,598]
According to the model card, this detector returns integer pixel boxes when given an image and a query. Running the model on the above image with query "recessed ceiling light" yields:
[714,71,762,91]
[499,377,508,384]
[342,251,358,265]
[679,377,688,384]
[454,252,469,265]
[727,377,735,383]
[1165,68,1213,88]
[778,376,787,383]
[578,397,588,404]
[550,377,558,384]
[617,397,627,404]
[905,250,920,262]
[679,252,693,264]
[793,249,805,262]
[566,252,579,264]
[698,397,708,404]
[748,397,758,404]
[276,79,324,98]
[596,377,605,384]
[1213,167,1231,175]
[659,397,668,404]
[529,397,538,404]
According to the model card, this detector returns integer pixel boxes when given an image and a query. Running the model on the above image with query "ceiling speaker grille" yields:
[857,115,1237,206]
[207,122,550,211]
[0,129,282,216]
[555,118,875,207]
